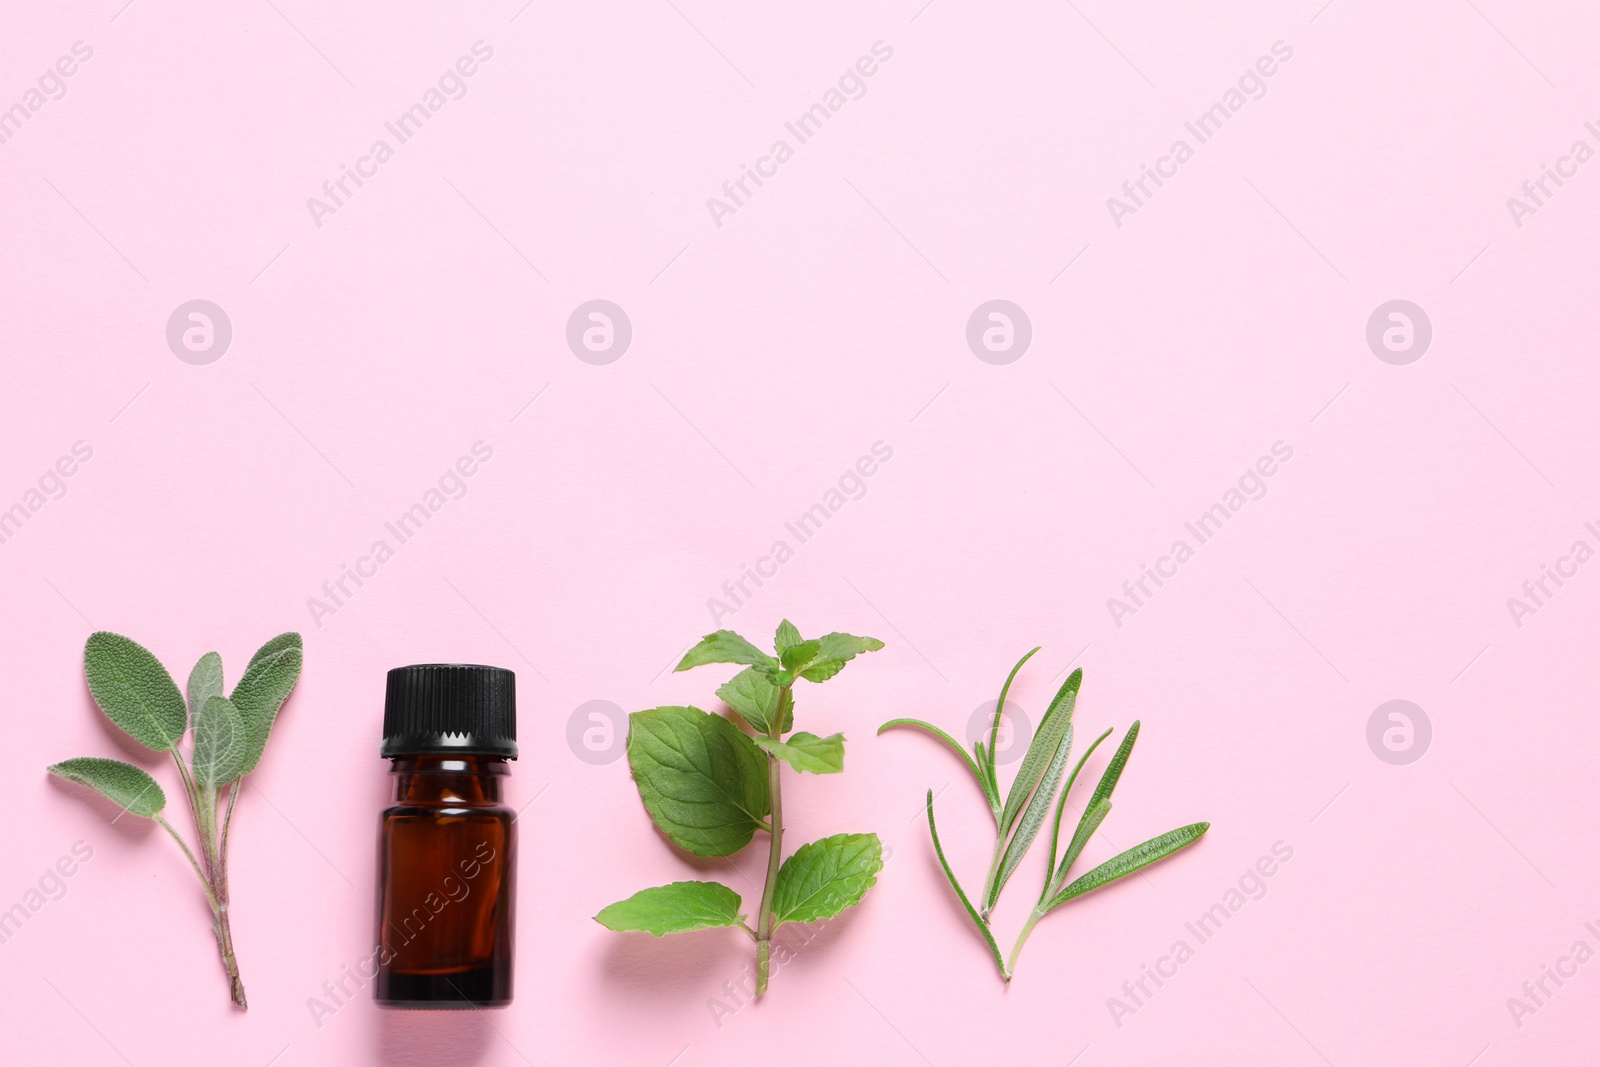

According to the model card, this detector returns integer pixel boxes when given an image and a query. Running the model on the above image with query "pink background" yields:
[4,0,1598,1064]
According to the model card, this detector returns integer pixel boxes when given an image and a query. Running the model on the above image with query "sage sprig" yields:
[880,648,1208,981]
[48,631,303,1008]
[595,620,885,996]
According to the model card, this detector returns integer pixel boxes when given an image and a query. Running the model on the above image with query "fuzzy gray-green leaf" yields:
[771,833,882,926]
[998,668,1081,837]
[716,667,790,734]
[194,695,249,786]
[990,722,1073,908]
[627,706,770,857]
[755,731,844,774]
[48,757,166,818]
[186,652,223,735]
[1046,822,1210,912]
[83,632,188,751]
[231,634,302,775]
[594,881,745,936]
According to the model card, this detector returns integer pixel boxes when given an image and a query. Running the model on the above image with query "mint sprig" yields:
[48,631,303,1008]
[596,620,885,996]
[881,649,1208,982]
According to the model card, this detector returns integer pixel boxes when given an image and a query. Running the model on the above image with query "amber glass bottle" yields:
[374,664,517,1008]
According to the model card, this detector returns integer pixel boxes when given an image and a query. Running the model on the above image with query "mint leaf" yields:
[755,732,845,774]
[716,667,790,734]
[594,881,745,936]
[194,695,248,786]
[627,706,770,857]
[780,639,822,673]
[772,833,882,926]
[186,652,223,734]
[231,634,302,775]
[675,630,777,672]
[48,756,166,818]
[84,632,187,751]
[796,632,884,683]
[774,619,803,656]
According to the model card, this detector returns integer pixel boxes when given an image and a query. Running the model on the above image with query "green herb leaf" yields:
[186,652,223,734]
[244,632,301,674]
[925,790,1008,976]
[193,695,248,786]
[757,666,795,687]
[986,647,1040,802]
[230,633,302,775]
[771,833,882,926]
[675,631,777,672]
[1088,720,1140,811]
[795,632,884,683]
[774,619,804,656]
[83,632,188,751]
[627,706,770,857]
[755,732,845,774]
[998,668,1081,838]
[878,718,992,808]
[716,667,790,734]
[991,722,1074,907]
[780,639,822,673]
[1052,796,1111,894]
[1044,726,1113,890]
[594,881,746,936]
[48,756,166,818]
[1046,822,1210,912]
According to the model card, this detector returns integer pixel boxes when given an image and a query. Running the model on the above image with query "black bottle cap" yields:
[382,664,517,759]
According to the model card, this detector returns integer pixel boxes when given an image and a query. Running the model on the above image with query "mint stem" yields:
[752,685,793,996]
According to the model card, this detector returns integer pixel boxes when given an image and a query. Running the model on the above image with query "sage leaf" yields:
[795,632,885,683]
[244,632,301,674]
[48,756,166,818]
[84,632,188,751]
[990,722,1074,908]
[998,669,1081,838]
[716,667,790,734]
[594,881,745,936]
[925,790,1007,976]
[771,833,882,926]
[878,718,992,808]
[1046,822,1210,912]
[627,706,770,856]
[231,634,302,775]
[754,732,845,774]
[675,630,777,672]
[186,652,223,734]
[194,695,249,786]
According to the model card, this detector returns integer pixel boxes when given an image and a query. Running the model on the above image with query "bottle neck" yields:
[389,755,508,805]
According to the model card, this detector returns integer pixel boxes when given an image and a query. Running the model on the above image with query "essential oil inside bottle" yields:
[374,664,517,1008]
